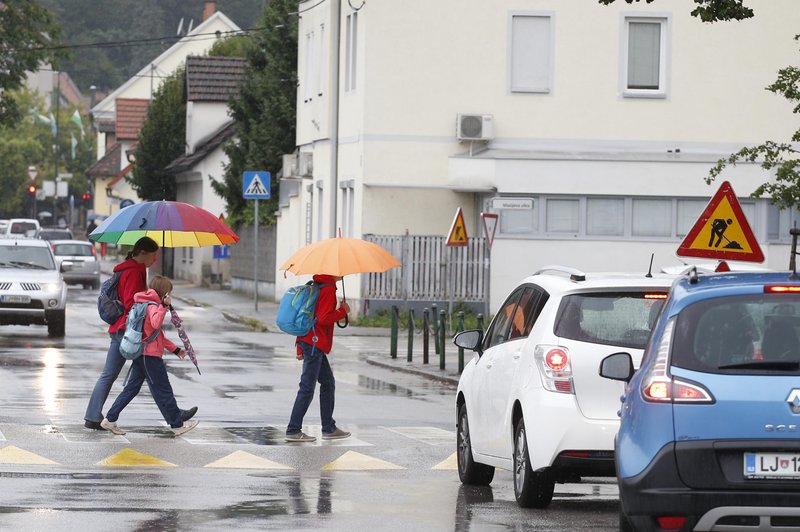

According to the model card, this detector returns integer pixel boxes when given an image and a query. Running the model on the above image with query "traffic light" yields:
[27,184,36,196]
[82,192,92,206]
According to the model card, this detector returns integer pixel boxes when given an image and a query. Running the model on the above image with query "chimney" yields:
[202,0,216,21]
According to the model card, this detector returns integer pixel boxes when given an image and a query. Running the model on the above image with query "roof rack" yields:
[534,265,586,282]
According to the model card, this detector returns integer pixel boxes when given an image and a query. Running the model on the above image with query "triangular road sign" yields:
[245,174,268,195]
[677,181,764,262]
[447,207,468,247]
[481,212,498,250]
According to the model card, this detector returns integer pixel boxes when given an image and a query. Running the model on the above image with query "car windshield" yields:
[9,222,37,235]
[554,292,667,349]
[0,245,55,270]
[672,294,800,374]
[40,230,72,240]
[54,243,93,256]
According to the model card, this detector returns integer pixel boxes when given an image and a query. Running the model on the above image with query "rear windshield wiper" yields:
[719,360,800,371]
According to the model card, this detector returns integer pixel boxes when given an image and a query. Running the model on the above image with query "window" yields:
[499,201,538,234]
[546,199,579,233]
[509,13,553,93]
[623,17,668,98]
[304,31,314,101]
[345,12,358,91]
[340,179,355,238]
[587,198,624,236]
[485,288,524,349]
[632,198,671,237]
[676,199,706,237]
[317,23,326,96]
[768,204,800,241]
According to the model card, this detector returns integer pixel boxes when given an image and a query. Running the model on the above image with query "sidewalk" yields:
[99,260,462,385]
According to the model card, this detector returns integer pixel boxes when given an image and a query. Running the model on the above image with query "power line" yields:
[9,26,266,54]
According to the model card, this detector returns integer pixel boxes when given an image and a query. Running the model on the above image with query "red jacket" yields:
[109,258,148,334]
[297,274,347,354]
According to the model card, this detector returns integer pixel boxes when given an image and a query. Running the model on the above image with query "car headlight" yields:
[42,283,61,293]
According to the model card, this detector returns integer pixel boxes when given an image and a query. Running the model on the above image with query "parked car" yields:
[601,267,800,531]
[0,238,68,337]
[453,265,674,508]
[2,218,39,237]
[36,226,74,241]
[0,220,8,234]
[50,239,100,289]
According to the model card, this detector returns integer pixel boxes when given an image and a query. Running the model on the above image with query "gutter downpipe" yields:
[329,0,341,238]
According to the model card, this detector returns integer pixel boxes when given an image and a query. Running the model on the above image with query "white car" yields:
[50,239,100,289]
[0,238,68,337]
[453,265,674,508]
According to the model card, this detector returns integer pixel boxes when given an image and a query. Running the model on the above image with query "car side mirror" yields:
[453,329,483,356]
[599,352,634,382]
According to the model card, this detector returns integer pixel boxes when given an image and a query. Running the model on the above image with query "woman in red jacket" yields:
[285,274,351,442]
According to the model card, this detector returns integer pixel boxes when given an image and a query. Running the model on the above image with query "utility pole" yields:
[53,72,61,224]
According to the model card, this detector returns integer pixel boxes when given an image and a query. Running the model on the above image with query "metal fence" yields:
[363,234,486,302]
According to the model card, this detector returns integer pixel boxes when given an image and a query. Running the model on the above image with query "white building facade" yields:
[280,0,800,311]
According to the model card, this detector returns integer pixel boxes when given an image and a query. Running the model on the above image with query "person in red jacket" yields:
[286,274,351,442]
[83,237,197,430]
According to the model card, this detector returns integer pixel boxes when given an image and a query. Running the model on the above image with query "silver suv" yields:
[0,238,67,337]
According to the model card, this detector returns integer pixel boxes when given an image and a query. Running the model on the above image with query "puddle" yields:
[213,384,274,399]
[356,375,427,400]
[225,426,285,446]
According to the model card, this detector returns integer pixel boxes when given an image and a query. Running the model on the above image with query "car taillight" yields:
[644,293,668,299]
[655,516,687,531]
[534,345,573,394]
[90,246,96,256]
[641,317,714,404]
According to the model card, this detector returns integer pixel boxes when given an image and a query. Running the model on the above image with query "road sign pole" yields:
[254,199,259,312]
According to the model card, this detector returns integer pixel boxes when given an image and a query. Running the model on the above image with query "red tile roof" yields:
[115,98,149,140]
[185,56,246,102]
[86,142,122,178]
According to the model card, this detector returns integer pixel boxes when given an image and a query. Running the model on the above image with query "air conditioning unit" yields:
[298,152,313,177]
[282,153,298,177]
[457,114,494,141]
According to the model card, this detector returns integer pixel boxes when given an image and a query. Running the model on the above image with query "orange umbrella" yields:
[280,235,400,327]
[280,236,400,277]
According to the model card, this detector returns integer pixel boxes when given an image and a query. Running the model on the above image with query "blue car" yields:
[601,268,800,532]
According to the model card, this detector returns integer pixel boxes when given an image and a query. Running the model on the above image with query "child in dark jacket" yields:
[285,274,351,443]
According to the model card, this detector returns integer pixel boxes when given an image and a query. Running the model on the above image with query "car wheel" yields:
[513,417,554,508]
[92,280,100,290]
[457,403,495,485]
[46,309,65,338]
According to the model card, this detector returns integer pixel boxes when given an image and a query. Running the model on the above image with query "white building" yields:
[280,0,800,311]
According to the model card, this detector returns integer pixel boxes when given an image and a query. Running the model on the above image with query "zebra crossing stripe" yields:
[321,450,404,471]
[431,452,457,470]
[97,448,176,467]
[0,445,58,465]
[205,450,293,470]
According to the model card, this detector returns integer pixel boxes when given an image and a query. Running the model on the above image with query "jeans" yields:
[84,330,126,423]
[287,342,336,434]
[105,355,183,428]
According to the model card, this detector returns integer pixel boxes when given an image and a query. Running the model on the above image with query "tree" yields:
[597,0,754,22]
[212,0,297,229]
[706,35,800,210]
[0,1,66,125]
[129,69,186,201]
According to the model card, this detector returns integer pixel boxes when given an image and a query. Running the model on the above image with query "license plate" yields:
[1,294,30,304]
[744,452,800,479]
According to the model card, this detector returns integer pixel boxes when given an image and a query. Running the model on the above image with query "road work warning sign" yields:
[677,181,764,262]
[447,207,468,247]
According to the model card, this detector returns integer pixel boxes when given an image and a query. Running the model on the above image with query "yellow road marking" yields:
[321,450,404,471]
[97,448,176,467]
[0,445,57,465]
[432,452,457,470]
[205,450,293,470]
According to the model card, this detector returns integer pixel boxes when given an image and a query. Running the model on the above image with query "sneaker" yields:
[172,419,199,436]
[100,419,126,435]
[84,420,103,430]
[285,431,316,443]
[181,406,198,422]
[322,428,351,440]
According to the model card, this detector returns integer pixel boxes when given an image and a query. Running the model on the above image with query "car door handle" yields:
[512,350,521,360]
[485,361,493,369]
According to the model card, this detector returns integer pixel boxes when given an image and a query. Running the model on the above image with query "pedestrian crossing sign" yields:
[243,171,271,199]
[677,181,764,262]
[447,207,468,247]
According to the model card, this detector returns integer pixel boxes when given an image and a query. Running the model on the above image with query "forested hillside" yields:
[39,0,264,92]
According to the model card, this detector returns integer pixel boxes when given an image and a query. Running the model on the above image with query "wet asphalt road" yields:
[0,285,620,531]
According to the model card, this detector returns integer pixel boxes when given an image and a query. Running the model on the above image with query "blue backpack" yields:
[276,281,328,336]
[119,301,161,360]
[98,271,124,324]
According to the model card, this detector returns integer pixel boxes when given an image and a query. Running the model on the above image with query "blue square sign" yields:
[243,171,271,199]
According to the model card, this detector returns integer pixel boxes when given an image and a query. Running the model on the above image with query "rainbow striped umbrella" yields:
[88,201,239,247]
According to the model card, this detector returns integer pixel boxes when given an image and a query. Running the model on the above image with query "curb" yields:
[365,356,460,386]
